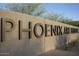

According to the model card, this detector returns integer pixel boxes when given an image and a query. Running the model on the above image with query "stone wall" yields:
[0,9,79,56]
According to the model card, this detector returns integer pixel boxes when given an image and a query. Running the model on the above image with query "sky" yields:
[43,3,79,21]
[0,3,79,21]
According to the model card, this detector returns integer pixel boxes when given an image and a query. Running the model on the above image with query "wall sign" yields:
[0,18,79,42]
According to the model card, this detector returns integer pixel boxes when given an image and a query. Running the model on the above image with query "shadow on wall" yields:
[56,35,68,50]
[56,33,79,50]
[75,32,79,48]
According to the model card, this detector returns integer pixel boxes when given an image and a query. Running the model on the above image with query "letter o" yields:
[33,23,44,38]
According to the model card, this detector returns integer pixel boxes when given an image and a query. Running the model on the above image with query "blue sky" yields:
[43,3,79,21]
[0,3,79,21]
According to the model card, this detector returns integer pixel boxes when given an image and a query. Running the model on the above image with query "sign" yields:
[0,9,79,55]
[0,18,78,41]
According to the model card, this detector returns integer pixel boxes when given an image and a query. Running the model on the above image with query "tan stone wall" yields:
[0,9,79,56]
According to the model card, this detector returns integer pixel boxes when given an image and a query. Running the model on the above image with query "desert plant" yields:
[64,44,69,50]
